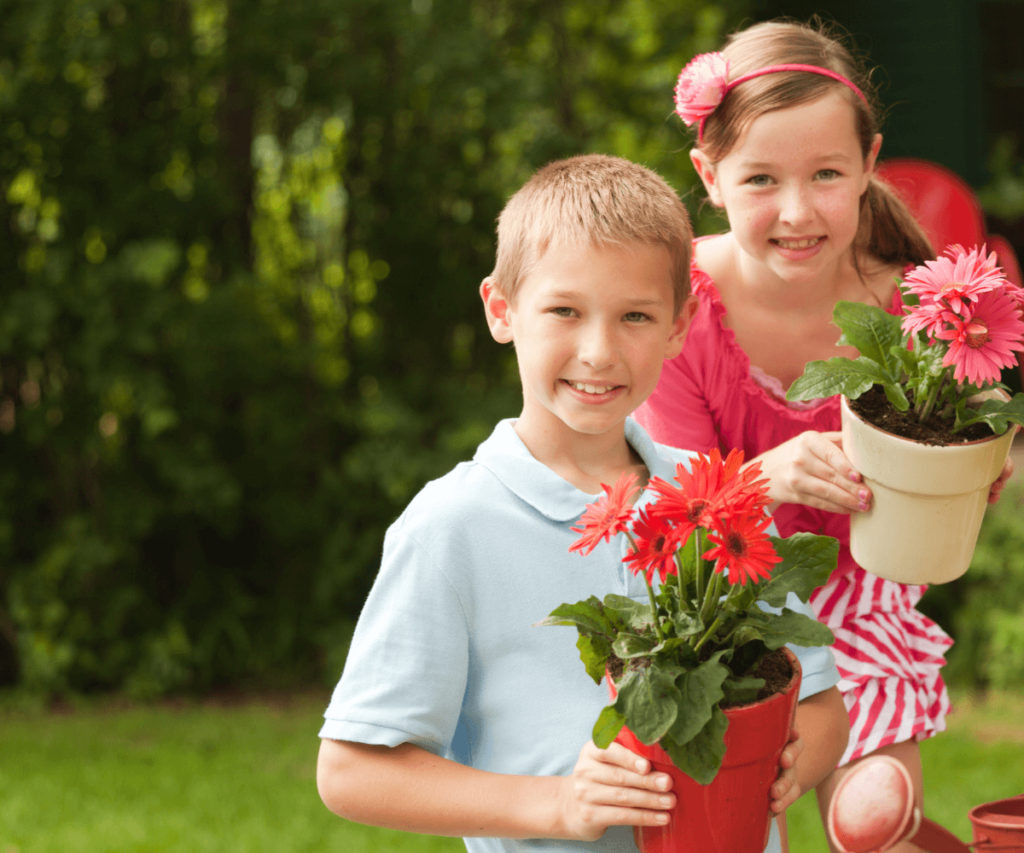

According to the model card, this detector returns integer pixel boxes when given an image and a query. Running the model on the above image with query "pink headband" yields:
[674,52,869,142]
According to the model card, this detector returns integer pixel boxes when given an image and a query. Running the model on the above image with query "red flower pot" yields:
[608,649,801,853]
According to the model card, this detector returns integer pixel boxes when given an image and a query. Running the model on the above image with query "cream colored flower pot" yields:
[840,395,1014,584]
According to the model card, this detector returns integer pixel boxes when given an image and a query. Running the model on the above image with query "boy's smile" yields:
[482,241,692,465]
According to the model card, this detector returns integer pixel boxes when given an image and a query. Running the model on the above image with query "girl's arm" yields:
[316,737,675,841]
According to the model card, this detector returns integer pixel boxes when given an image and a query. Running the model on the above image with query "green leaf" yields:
[603,594,655,631]
[882,382,910,412]
[613,632,662,659]
[616,666,681,745]
[786,357,890,403]
[721,676,765,705]
[733,608,834,650]
[662,707,729,785]
[671,610,703,638]
[577,634,612,685]
[758,534,839,606]
[535,597,615,636]
[833,300,905,373]
[955,394,1024,435]
[592,704,626,748]
[665,656,729,746]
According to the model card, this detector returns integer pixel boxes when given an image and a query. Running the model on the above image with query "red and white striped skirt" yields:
[811,569,952,767]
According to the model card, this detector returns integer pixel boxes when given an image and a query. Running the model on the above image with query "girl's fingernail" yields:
[858,489,869,501]
[859,501,870,512]
[849,472,861,482]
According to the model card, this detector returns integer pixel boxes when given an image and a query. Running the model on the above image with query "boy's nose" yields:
[578,323,616,369]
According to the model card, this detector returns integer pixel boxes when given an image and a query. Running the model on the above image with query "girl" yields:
[635,20,1014,853]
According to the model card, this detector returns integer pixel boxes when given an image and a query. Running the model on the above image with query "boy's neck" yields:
[513,417,649,496]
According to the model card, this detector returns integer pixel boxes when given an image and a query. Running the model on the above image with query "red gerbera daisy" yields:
[569,472,640,556]
[623,508,684,584]
[704,510,781,586]
[648,448,770,525]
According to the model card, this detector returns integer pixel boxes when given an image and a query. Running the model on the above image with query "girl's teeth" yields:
[776,238,820,249]
[570,381,614,394]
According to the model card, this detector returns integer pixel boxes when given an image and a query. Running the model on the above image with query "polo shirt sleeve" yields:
[319,516,469,756]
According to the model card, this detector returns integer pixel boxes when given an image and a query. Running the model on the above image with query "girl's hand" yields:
[557,741,674,841]
[770,726,805,814]
[752,431,870,515]
[988,455,1014,504]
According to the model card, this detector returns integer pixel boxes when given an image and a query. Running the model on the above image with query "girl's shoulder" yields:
[691,233,734,300]
[858,256,908,311]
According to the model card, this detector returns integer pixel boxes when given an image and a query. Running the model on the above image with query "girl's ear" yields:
[480,277,514,343]
[690,149,723,207]
[862,133,883,192]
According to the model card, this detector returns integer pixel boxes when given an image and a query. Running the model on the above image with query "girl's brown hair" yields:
[698,20,934,270]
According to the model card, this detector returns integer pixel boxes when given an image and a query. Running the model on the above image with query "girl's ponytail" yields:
[858,175,935,268]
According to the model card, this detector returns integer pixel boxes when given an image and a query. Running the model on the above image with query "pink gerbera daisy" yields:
[569,472,639,556]
[623,508,684,584]
[935,288,1024,386]
[902,244,1007,315]
[704,510,781,586]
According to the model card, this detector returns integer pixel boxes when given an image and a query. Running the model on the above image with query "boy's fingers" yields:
[590,743,673,791]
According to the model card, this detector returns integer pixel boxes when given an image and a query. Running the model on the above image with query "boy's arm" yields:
[769,686,849,812]
[317,737,675,841]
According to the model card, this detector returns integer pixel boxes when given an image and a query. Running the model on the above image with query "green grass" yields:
[2,688,1022,852]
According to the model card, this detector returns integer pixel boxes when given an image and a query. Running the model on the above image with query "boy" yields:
[317,154,849,852]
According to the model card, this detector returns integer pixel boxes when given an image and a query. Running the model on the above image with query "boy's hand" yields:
[557,740,674,841]
[770,726,805,814]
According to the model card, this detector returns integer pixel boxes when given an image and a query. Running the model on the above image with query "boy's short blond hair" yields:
[491,154,693,313]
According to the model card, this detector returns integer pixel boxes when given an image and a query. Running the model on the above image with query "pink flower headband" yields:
[674,52,868,142]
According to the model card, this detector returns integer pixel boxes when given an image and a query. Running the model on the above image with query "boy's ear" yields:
[690,149,723,207]
[480,277,514,343]
[665,294,699,360]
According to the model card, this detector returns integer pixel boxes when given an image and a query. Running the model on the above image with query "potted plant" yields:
[538,449,838,853]
[786,244,1024,584]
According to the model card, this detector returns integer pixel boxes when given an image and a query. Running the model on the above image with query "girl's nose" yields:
[779,185,814,226]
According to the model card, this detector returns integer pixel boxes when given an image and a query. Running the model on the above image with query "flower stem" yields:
[694,533,704,604]
[916,371,949,423]
[693,614,723,654]
[644,574,665,642]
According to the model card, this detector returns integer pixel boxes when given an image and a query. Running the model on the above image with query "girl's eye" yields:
[551,307,576,318]
[746,174,773,187]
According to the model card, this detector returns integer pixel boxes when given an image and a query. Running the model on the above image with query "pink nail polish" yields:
[858,490,868,501]
[859,501,870,512]
[849,472,860,482]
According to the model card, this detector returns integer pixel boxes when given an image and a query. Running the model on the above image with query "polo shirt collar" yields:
[473,418,669,523]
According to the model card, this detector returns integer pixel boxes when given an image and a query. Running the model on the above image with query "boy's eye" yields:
[816,169,840,180]
[624,312,650,323]
[746,174,773,187]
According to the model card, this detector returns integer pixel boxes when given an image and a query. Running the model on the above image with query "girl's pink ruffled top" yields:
[635,260,903,586]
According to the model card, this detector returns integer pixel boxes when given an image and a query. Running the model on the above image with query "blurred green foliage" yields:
[923,477,1024,692]
[0,0,749,695]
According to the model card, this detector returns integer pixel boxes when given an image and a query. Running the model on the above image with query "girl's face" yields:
[691,91,882,287]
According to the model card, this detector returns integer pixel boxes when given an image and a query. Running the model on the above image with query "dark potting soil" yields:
[848,385,992,445]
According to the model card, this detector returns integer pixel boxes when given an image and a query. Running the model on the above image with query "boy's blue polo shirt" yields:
[321,418,840,853]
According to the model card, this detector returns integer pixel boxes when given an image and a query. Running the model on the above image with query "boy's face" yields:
[482,240,694,451]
